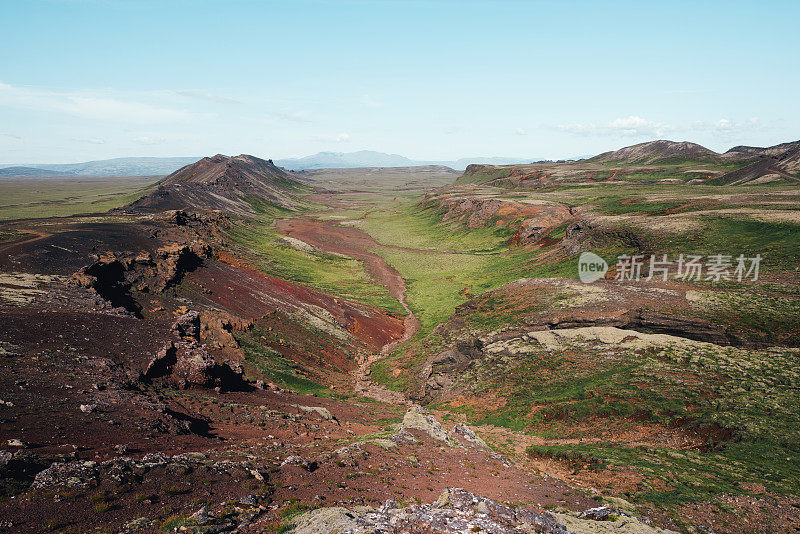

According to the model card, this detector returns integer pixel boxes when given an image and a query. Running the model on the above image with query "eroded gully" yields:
[275,216,420,404]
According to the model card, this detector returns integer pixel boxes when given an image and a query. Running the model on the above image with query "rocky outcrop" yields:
[31,452,267,491]
[198,309,253,357]
[68,241,212,313]
[143,310,251,390]
[423,193,574,246]
[400,405,457,445]
[143,339,248,391]
[450,423,488,448]
[415,338,483,403]
[171,307,253,361]
[292,404,337,423]
[291,488,570,533]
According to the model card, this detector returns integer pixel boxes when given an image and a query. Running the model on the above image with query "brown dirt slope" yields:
[124,154,309,215]
[589,140,722,164]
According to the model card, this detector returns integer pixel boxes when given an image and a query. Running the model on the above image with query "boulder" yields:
[293,405,337,423]
[449,423,488,448]
[400,405,455,445]
[290,507,361,534]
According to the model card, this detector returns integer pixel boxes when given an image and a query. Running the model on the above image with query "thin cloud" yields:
[515,128,527,135]
[73,137,106,144]
[0,82,189,123]
[558,116,675,137]
[268,110,311,123]
[693,117,760,132]
[1,133,22,140]
[132,136,166,145]
[558,116,765,141]
[360,94,383,108]
[312,132,350,143]
[175,90,240,104]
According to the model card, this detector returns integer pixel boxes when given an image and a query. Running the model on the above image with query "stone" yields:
[449,423,488,448]
[290,507,360,534]
[293,405,337,423]
[578,505,615,520]
[239,494,258,506]
[302,488,571,533]
[400,405,455,445]
[171,310,201,340]
[281,455,312,470]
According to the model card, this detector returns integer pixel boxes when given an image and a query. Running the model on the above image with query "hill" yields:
[0,166,71,177]
[589,140,722,164]
[453,139,800,188]
[3,157,199,176]
[726,140,800,160]
[293,165,459,191]
[712,141,800,184]
[125,154,310,215]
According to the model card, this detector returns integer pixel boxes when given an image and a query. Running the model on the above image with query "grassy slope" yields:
[519,341,800,507]
[454,158,752,187]
[227,219,405,316]
[357,199,545,332]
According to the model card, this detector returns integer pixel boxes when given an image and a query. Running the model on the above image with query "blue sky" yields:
[1,0,798,163]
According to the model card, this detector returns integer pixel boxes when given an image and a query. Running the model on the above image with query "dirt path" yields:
[275,216,419,403]
[0,228,52,255]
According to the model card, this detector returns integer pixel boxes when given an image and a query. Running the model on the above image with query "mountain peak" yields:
[125,153,307,215]
[590,140,721,164]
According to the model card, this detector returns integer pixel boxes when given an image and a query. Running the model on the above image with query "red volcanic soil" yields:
[276,216,407,303]
[179,256,404,375]
[0,307,211,458]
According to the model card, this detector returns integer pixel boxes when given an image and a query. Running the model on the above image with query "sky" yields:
[1,0,798,163]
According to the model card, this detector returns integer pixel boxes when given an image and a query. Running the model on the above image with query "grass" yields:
[358,200,512,252]
[0,176,160,220]
[359,195,800,510]
[431,331,800,505]
[431,294,800,439]
[162,485,189,496]
[664,216,800,270]
[236,329,333,396]
[688,285,800,346]
[160,514,196,532]
[227,220,405,314]
[527,440,800,506]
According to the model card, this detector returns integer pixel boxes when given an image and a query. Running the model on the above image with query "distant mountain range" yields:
[0,157,199,177]
[3,142,798,182]
[0,152,536,177]
[0,166,66,177]
[274,151,535,171]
